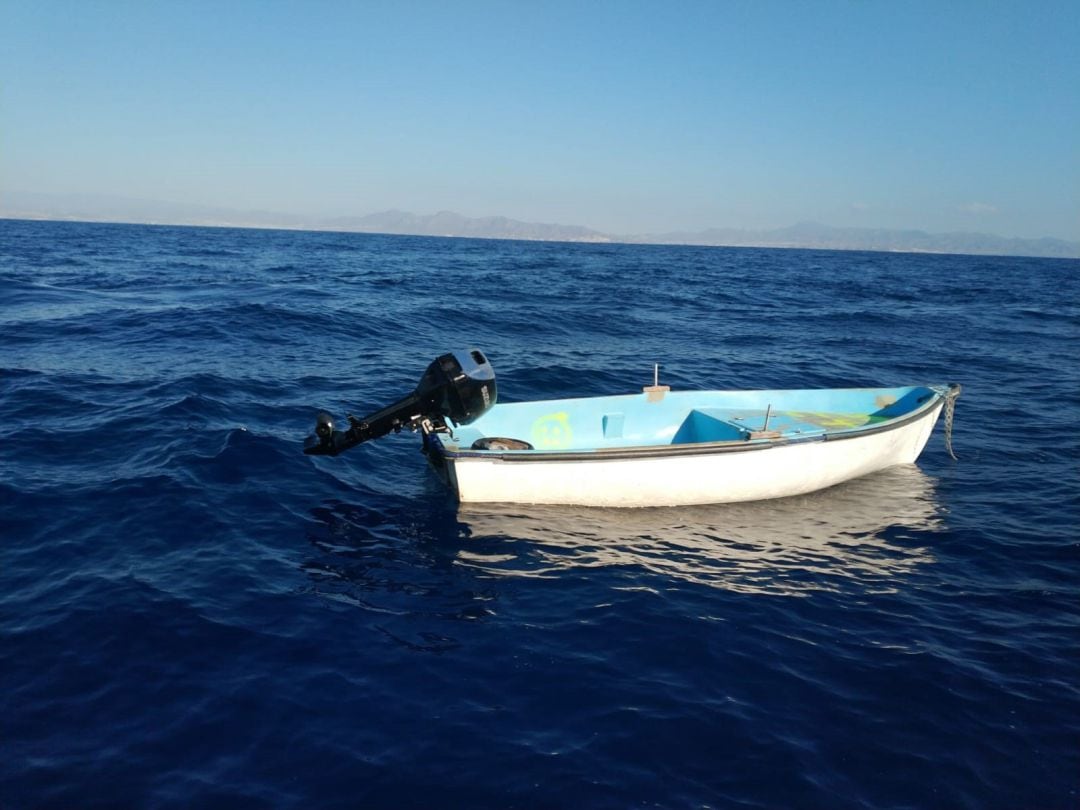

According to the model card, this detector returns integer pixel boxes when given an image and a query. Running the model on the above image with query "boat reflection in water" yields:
[454,465,945,596]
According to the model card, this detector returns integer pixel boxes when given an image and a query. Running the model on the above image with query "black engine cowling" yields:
[303,349,496,456]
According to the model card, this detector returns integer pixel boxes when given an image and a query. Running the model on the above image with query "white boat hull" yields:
[437,400,944,507]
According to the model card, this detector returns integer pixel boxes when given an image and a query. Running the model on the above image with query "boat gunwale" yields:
[435,384,954,464]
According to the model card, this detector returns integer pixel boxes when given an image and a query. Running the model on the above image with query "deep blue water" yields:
[2,218,1078,809]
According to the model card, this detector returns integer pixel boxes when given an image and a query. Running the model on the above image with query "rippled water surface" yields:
[2,219,1078,808]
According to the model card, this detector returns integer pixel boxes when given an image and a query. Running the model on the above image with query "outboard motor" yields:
[304,349,496,456]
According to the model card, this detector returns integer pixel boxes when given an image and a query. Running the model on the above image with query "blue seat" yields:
[671,409,750,444]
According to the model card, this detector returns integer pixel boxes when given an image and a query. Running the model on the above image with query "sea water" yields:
[2,219,1078,808]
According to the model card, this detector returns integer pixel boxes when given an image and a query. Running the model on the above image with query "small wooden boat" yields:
[304,350,960,507]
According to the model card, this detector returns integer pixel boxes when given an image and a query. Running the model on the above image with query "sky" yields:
[2,1,1078,239]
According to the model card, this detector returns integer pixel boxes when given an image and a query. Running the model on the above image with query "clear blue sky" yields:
[3,1,1078,239]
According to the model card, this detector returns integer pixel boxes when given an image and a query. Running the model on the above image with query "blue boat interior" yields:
[442,385,941,455]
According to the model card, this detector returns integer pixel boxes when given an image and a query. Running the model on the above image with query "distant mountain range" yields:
[633,222,1080,259]
[3,191,1077,259]
[324,209,610,243]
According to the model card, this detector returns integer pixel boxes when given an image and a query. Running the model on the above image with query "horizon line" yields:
[4,214,1078,262]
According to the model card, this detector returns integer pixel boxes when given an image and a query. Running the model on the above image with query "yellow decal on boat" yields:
[531,412,573,449]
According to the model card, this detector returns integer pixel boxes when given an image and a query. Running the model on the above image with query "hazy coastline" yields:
[4,192,1077,259]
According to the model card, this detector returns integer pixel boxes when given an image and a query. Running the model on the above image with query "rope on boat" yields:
[943,384,961,461]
